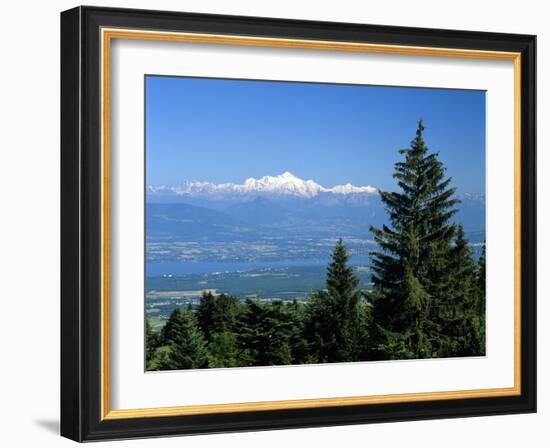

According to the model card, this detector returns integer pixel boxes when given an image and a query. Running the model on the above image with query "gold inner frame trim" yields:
[100,27,522,420]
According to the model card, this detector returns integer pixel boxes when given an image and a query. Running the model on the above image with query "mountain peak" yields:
[240,172,323,197]
[281,171,297,178]
[148,172,377,199]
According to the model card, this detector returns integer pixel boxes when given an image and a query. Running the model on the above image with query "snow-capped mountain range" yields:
[148,171,377,199]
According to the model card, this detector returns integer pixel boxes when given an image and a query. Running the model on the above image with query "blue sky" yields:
[145,76,485,193]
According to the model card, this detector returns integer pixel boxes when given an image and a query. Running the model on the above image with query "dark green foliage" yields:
[168,305,209,370]
[197,291,242,367]
[207,331,241,368]
[197,291,241,340]
[304,290,336,363]
[151,306,209,370]
[160,308,184,346]
[439,225,480,356]
[356,299,373,359]
[145,318,160,364]
[196,291,216,338]
[304,239,365,363]
[369,120,483,360]
[237,299,297,366]
[477,243,486,298]
[285,300,310,363]
[474,243,486,354]
[326,239,360,298]
[147,345,173,371]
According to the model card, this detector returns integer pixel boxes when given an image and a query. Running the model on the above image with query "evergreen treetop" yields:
[369,120,462,359]
[305,239,364,363]
[167,305,209,370]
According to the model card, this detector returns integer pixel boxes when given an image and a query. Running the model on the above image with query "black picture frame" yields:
[61,5,536,442]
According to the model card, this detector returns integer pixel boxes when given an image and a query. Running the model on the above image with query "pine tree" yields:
[304,290,336,363]
[305,239,363,362]
[356,298,373,360]
[440,225,479,356]
[145,317,159,366]
[160,308,184,346]
[477,243,486,299]
[285,300,310,364]
[327,239,360,301]
[196,291,216,340]
[207,331,240,368]
[474,243,486,355]
[197,291,241,367]
[237,299,295,366]
[167,305,209,370]
[147,346,173,371]
[369,120,460,360]
[197,291,240,341]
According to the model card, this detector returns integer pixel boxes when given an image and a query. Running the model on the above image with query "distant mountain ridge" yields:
[148,171,377,200]
[146,172,485,247]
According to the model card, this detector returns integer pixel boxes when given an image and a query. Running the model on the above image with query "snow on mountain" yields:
[329,183,378,195]
[240,172,323,197]
[148,172,377,199]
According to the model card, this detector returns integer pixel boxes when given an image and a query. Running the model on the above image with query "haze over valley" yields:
[145,172,485,328]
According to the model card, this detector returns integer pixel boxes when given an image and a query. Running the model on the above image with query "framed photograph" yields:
[60,6,536,442]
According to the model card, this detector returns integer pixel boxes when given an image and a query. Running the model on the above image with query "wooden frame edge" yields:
[99,27,523,421]
[102,387,520,420]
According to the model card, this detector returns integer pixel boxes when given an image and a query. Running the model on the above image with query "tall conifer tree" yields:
[440,225,480,356]
[145,318,159,365]
[305,239,363,362]
[196,291,216,340]
[238,299,295,366]
[160,308,184,346]
[197,291,241,367]
[167,305,209,370]
[474,243,487,355]
[477,244,486,298]
[197,291,240,341]
[369,120,460,359]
